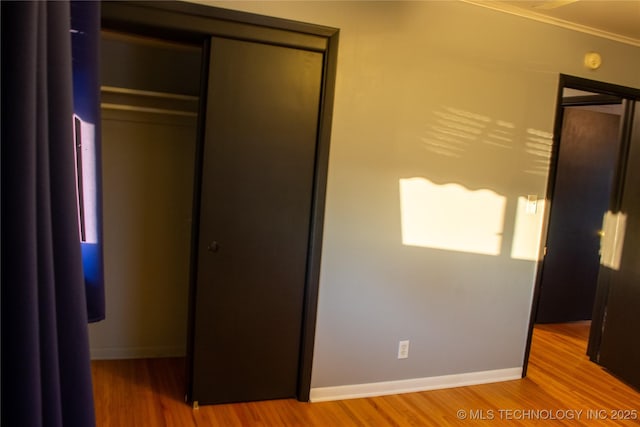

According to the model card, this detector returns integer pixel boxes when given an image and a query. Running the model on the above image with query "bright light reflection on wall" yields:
[399,178,506,256]
[510,196,546,261]
[600,211,626,271]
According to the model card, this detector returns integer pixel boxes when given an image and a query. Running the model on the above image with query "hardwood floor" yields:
[92,323,640,426]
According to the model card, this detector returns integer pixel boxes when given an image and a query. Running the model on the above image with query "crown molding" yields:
[463,1,640,48]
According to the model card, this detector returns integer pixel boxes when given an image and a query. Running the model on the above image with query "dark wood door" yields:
[189,37,324,404]
[599,103,640,390]
[536,108,621,323]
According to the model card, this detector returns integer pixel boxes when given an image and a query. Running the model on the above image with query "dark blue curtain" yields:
[1,1,97,426]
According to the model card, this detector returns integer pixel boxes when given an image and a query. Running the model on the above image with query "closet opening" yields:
[88,30,202,363]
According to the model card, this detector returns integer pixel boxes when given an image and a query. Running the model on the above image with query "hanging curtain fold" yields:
[1,1,97,426]
[71,0,105,323]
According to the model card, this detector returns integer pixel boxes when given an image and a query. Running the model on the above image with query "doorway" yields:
[535,90,624,324]
[524,75,640,388]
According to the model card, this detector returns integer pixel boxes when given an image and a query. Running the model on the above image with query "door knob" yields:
[207,241,219,252]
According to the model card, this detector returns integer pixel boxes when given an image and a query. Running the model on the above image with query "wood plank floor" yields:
[92,323,640,426]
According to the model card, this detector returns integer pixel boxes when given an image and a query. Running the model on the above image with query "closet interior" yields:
[88,31,202,359]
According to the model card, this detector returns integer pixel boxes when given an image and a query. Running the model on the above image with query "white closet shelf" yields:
[101,85,199,101]
[101,85,199,117]
[101,103,197,117]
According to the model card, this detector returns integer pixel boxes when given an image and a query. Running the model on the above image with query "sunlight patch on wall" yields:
[510,196,546,261]
[600,211,626,271]
[483,119,516,150]
[399,178,506,256]
[524,128,553,176]
[421,106,554,178]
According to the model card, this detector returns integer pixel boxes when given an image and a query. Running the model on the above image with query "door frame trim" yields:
[101,1,339,403]
[522,75,640,376]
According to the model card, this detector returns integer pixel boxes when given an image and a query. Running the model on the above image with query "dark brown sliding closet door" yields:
[190,37,324,404]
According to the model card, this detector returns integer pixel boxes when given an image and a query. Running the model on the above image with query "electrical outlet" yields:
[398,340,409,359]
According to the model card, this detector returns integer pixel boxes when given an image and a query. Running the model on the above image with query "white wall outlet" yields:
[398,340,410,359]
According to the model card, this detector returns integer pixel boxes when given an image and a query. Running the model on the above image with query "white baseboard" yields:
[90,345,185,360]
[309,367,522,402]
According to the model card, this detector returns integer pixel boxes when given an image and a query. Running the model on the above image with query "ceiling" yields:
[466,0,640,46]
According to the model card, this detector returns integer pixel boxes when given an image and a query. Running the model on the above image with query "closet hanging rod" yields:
[101,85,199,101]
[101,103,198,117]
